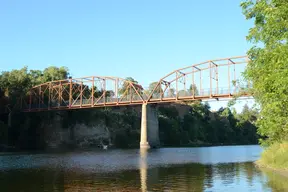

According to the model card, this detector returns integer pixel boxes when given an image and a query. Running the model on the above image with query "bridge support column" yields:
[140,103,150,149]
[140,103,160,149]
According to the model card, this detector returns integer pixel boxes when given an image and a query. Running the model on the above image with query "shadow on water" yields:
[0,146,287,191]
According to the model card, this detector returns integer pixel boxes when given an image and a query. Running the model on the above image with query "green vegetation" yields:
[0,66,69,150]
[256,142,288,170]
[241,0,288,169]
[158,102,258,146]
[0,66,69,112]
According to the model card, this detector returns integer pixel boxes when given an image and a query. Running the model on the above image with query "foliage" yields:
[146,81,163,98]
[167,88,175,97]
[158,102,259,146]
[0,66,69,104]
[189,84,199,96]
[241,0,288,145]
[0,67,31,98]
[256,142,288,170]
[118,77,138,95]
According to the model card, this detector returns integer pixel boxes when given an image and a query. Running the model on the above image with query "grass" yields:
[256,141,288,170]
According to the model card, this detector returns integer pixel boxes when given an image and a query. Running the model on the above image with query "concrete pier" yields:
[140,103,160,149]
[140,103,150,149]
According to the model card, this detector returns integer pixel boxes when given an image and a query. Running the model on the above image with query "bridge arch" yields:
[146,56,249,102]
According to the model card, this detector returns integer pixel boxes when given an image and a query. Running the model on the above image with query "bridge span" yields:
[14,55,250,148]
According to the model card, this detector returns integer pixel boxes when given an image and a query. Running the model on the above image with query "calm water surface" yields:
[0,145,287,192]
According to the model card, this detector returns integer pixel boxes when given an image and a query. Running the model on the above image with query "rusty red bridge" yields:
[16,55,251,148]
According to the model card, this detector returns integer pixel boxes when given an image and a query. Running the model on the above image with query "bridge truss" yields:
[17,56,250,112]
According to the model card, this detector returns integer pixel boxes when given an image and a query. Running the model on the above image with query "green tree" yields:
[118,77,142,100]
[189,84,199,96]
[29,70,43,86]
[0,67,31,98]
[178,90,188,97]
[241,0,288,144]
[167,88,175,97]
[146,81,163,99]
[42,66,69,82]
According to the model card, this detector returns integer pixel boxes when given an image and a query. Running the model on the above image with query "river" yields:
[0,145,287,192]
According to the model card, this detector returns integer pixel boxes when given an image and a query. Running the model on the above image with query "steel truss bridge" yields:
[16,56,250,112]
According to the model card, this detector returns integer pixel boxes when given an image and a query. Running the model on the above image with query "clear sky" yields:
[0,0,255,112]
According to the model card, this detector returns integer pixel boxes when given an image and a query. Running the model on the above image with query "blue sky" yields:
[0,0,254,111]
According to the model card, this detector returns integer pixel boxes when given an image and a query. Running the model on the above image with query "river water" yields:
[0,145,287,192]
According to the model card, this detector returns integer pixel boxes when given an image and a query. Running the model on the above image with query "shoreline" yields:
[255,161,288,178]
[0,143,260,154]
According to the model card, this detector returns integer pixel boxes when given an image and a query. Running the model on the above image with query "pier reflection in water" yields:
[0,146,287,191]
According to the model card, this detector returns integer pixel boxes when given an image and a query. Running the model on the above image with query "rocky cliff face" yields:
[7,103,192,150]
[43,115,110,149]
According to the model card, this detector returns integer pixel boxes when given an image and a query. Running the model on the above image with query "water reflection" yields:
[0,146,287,191]
[139,149,148,192]
[260,168,288,192]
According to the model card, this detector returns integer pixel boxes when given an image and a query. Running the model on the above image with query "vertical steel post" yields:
[200,70,202,95]
[48,83,51,109]
[216,66,218,95]
[184,75,186,96]
[38,86,41,109]
[210,62,212,96]
[91,77,94,106]
[130,83,132,102]
[176,71,178,100]
[192,68,195,97]
[228,60,231,95]
[160,83,163,100]
[103,78,106,105]
[58,82,61,107]
[69,78,72,108]
[116,78,118,104]
[234,62,236,93]
[80,81,83,107]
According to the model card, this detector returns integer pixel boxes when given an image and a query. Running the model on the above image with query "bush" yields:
[256,142,288,170]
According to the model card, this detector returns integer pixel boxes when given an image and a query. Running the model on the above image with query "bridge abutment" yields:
[140,103,160,149]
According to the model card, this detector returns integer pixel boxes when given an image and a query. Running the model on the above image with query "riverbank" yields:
[255,142,288,177]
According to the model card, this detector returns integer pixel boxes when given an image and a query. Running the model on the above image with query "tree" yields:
[42,66,69,82]
[146,81,163,99]
[0,67,31,98]
[119,77,138,95]
[178,90,188,97]
[167,88,175,97]
[29,70,43,86]
[189,84,199,96]
[241,0,288,144]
